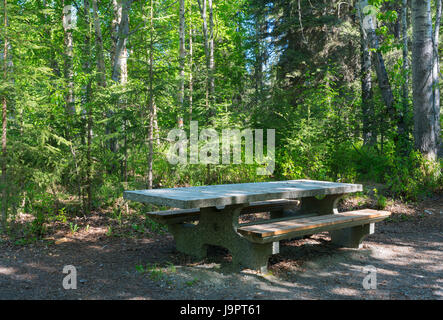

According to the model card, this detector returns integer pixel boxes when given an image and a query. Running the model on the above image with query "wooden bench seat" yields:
[237,209,391,246]
[145,199,299,224]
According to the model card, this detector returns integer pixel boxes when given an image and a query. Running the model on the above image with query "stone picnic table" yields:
[124,180,390,272]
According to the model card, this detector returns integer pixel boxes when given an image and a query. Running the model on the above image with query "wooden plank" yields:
[237,210,391,239]
[247,217,388,244]
[124,180,362,209]
[238,213,319,227]
[238,210,391,238]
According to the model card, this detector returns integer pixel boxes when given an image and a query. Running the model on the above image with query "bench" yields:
[237,209,391,248]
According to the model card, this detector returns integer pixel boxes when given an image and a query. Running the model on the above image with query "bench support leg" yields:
[231,241,279,273]
[168,204,279,272]
[329,223,375,249]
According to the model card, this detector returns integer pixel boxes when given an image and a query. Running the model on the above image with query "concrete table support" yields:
[269,193,346,219]
[168,204,279,272]
[298,193,346,215]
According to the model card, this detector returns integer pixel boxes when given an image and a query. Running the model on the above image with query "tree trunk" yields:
[189,0,194,121]
[358,0,396,119]
[178,0,186,123]
[83,0,93,215]
[1,0,7,230]
[197,0,210,110]
[112,0,131,83]
[208,0,214,100]
[92,0,107,88]
[90,0,108,213]
[254,14,265,103]
[63,1,75,116]
[411,0,440,160]
[110,0,131,175]
[147,0,154,189]
[62,0,83,206]
[357,1,376,146]
[111,0,122,68]
[398,0,410,150]
[432,0,442,157]
[360,30,376,146]
[107,0,121,157]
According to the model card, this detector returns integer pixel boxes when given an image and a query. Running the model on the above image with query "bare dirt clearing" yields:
[0,195,442,300]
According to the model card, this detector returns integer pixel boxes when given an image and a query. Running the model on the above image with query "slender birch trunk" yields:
[111,0,122,69]
[360,30,376,146]
[112,0,131,83]
[208,0,214,100]
[110,0,131,177]
[402,0,410,108]
[107,0,122,159]
[89,0,108,212]
[92,0,106,88]
[63,1,75,116]
[1,0,8,230]
[411,0,439,160]
[197,0,210,109]
[254,15,264,102]
[432,0,441,157]
[358,0,395,119]
[357,1,376,146]
[62,1,83,205]
[189,0,194,121]
[178,0,186,123]
[119,23,129,186]
[398,0,410,153]
[176,0,186,165]
[83,0,93,215]
[146,0,155,189]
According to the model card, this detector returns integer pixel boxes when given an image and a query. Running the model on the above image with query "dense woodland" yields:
[0,0,442,236]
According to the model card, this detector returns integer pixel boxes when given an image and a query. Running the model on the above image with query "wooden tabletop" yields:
[123,180,363,209]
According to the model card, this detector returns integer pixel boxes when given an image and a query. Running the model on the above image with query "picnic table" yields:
[124,180,390,272]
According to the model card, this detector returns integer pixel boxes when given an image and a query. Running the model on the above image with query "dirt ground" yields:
[0,194,442,300]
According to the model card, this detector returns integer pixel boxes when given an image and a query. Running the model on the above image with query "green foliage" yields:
[53,208,68,224]
[185,277,200,287]
[373,188,388,209]
[385,152,442,200]
[143,216,167,235]
[69,222,79,234]
[135,262,176,282]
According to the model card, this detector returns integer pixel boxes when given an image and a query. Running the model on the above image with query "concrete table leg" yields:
[330,223,375,249]
[298,193,346,215]
[269,193,346,220]
[168,204,279,272]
